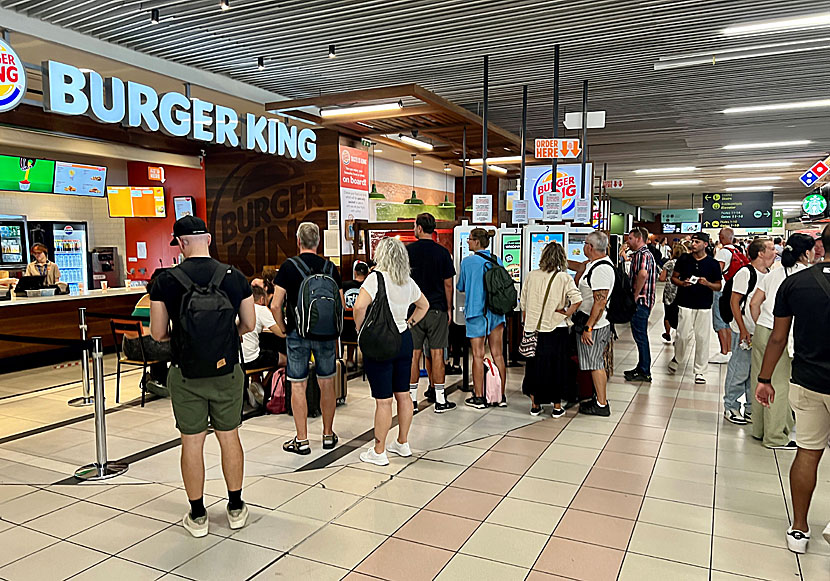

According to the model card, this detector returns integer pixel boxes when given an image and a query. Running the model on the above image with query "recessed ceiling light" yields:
[374,148,383,153]
[722,12,830,36]
[649,180,702,186]
[257,57,265,71]
[444,165,452,172]
[634,167,697,174]
[150,8,160,24]
[723,99,830,114]
[328,44,337,59]
[723,162,794,169]
[467,156,524,165]
[220,0,230,10]
[413,159,423,164]
[725,186,776,191]
[722,140,811,150]
[724,176,783,182]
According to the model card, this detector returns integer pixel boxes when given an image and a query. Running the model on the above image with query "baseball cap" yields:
[170,215,208,246]
[690,232,710,243]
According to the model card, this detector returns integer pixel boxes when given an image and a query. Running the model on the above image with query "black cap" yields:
[170,215,208,246]
[690,232,710,243]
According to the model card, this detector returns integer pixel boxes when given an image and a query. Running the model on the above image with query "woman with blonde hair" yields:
[353,237,429,465]
[521,241,582,417]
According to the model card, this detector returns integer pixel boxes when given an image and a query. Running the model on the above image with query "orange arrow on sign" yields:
[561,139,581,157]
[534,138,581,159]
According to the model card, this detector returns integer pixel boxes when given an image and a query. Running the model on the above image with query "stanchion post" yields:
[75,336,128,481]
[68,307,94,407]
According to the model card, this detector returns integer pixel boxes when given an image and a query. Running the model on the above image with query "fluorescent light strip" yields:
[722,12,830,36]
[320,102,402,118]
[723,162,794,169]
[649,180,702,186]
[723,99,830,114]
[722,140,811,150]
[384,134,434,151]
[467,156,524,165]
[724,176,783,182]
[634,166,697,174]
[465,165,508,175]
[654,37,830,70]
[725,186,776,191]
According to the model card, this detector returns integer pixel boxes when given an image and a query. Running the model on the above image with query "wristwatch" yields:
[585,326,593,334]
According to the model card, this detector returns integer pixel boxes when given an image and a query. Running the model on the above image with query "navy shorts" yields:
[364,330,413,399]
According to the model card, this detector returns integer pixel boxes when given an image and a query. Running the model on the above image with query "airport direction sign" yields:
[772,209,784,228]
[661,209,700,224]
[702,191,773,229]
[534,138,581,159]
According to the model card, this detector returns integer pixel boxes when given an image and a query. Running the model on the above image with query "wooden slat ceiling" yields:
[4,0,830,211]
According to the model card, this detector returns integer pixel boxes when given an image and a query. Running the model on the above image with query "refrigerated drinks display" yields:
[0,216,28,266]
[52,223,89,293]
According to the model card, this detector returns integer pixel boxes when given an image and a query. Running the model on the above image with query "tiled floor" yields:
[0,301,828,580]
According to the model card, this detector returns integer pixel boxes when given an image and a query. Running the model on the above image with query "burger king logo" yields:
[0,40,25,114]
[533,169,578,215]
[341,149,351,165]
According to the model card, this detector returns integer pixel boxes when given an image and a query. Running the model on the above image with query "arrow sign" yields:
[534,138,582,159]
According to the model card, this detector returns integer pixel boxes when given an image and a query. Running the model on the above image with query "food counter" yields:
[0,287,146,361]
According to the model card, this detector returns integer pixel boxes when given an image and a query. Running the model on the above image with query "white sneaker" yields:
[386,440,412,457]
[823,521,830,545]
[667,359,678,374]
[182,512,209,538]
[360,447,390,466]
[709,352,731,364]
[786,526,810,553]
[694,374,706,384]
[226,502,249,530]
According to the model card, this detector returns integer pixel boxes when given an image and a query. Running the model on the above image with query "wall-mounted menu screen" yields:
[0,155,56,193]
[107,186,166,218]
[53,162,106,197]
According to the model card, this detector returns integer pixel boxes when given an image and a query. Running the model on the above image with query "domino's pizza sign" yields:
[799,160,829,187]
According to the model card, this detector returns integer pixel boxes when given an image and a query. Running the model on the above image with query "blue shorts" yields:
[286,330,337,382]
[364,330,413,399]
[712,291,729,332]
[465,311,506,338]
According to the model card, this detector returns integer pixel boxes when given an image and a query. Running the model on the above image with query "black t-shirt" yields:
[149,257,252,365]
[406,239,455,311]
[773,265,830,395]
[343,279,363,309]
[673,253,723,310]
[274,253,342,337]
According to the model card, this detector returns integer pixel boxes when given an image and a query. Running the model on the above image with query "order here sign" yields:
[534,138,581,159]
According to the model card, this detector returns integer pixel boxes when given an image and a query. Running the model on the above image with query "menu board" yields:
[530,232,565,272]
[53,162,106,197]
[107,186,166,218]
[0,224,24,264]
[0,155,55,193]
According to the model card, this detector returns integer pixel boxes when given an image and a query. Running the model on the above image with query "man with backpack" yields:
[721,238,775,424]
[150,215,256,538]
[669,232,723,384]
[711,228,748,364]
[271,222,344,456]
[624,227,658,383]
[457,228,513,409]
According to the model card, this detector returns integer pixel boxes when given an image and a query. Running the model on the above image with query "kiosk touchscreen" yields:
[499,226,522,311]
[522,225,569,283]
[452,222,498,325]
[565,226,595,275]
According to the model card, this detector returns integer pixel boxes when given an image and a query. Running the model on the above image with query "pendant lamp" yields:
[404,154,424,205]
[438,164,455,208]
[368,143,385,199]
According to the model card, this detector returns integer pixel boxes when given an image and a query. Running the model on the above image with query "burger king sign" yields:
[523,164,594,220]
[0,39,25,114]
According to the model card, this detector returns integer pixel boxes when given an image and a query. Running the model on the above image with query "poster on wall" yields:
[523,164,594,221]
[339,146,370,255]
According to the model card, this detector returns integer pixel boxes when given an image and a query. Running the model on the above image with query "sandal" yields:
[283,437,311,455]
[322,433,339,450]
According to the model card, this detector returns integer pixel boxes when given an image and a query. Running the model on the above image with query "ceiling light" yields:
[150,8,160,24]
[355,121,375,129]
[368,184,385,200]
[414,159,423,164]
[649,180,702,186]
[444,165,452,172]
[723,162,794,169]
[403,191,424,205]
[724,176,783,182]
[464,165,508,175]
[257,57,265,71]
[390,134,434,151]
[374,148,383,153]
[722,12,830,36]
[328,44,336,59]
[725,186,776,191]
[723,99,830,114]
[467,156,524,165]
[722,140,811,150]
[220,0,230,10]
[320,102,403,118]
[654,37,830,70]
[634,167,697,174]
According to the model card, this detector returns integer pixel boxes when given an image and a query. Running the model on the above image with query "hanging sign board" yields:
[534,139,581,159]
[772,209,784,228]
[661,209,700,223]
[524,164,593,221]
[799,158,830,187]
[512,199,528,224]
[472,195,492,224]
[701,191,773,229]
[802,193,828,217]
[339,146,369,254]
[602,179,624,189]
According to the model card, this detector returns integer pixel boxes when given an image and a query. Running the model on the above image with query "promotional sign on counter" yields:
[524,164,593,221]
[339,146,369,255]
[472,195,492,224]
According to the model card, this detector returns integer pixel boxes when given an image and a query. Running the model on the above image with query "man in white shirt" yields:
[722,238,775,424]
[711,228,739,364]
[242,286,286,370]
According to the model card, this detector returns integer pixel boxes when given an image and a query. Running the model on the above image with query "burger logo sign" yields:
[0,39,25,113]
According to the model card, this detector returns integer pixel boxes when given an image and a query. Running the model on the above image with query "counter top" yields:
[0,286,146,307]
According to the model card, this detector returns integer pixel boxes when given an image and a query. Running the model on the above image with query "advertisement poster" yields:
[473,195,492,224]
[506,190,519,211]
[0,155,55,193]
[512,199,528,224]
[501,233,522,283]
[523,164,594,220]
[339,146,370,255]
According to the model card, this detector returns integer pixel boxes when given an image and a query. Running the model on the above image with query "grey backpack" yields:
[290,257,343,338]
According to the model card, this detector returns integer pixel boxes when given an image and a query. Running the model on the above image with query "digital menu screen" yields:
[501,234,521,283]
[53,162,106,197]
[107,186,166,218]
[0,155,56,193]
[0,224,24,264]
[530,232,565,272]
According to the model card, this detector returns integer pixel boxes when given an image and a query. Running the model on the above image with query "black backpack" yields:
[585,259,636,325]
[290,256,343,339]
[475,251,518,315]
[718,265,757,324]
[169,263,239,378]
[358,272,401,361]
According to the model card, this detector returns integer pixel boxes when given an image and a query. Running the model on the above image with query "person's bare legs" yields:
[394,391,413,444]
[430,348,446,385]
[290,380,308,440]
[470,337,486,397]
[591,369,608,406]
[372,398,393,454]
[319,377,336,436]
[409,348,423,385]
[180,431,208,501]
[487,324,506,396]
[663,319,672,336]
[717,328,731,355]
[214,428,244,492]
[790,447,824,532]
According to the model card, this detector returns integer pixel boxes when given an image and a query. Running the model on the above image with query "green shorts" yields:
[168,364,244,435]
[411,309,450,350]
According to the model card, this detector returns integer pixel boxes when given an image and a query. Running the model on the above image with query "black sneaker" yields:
[551,407,566,418]
[579,400,611,417]
[661,332,672,344]
[465,396,487,409]
[498,395,508,408]
[530,406,542,416]
[413,401,419,415]
[625,371,652,383]
[623,368,639,380]
[425,387,436,403]
[434,401,456,413]
[563,400,579,410]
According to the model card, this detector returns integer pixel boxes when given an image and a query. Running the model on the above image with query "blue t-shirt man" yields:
[457,248,506,338]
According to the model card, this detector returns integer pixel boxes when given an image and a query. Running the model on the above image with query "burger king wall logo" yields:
[341,149,351,166]
[0,39,25,114]
[533,169,579,216]
[524,164,593,220]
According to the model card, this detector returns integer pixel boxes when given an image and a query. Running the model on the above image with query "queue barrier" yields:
[0,332,128,481]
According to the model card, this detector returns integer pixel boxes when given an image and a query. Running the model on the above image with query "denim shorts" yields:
[712,291,730,332]
[465,311,506,338]
[286,330,337,382]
